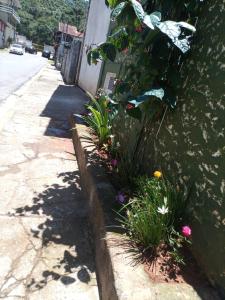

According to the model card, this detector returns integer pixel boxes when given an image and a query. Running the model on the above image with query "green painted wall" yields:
[98,61,122,90]
[110,0,225,295]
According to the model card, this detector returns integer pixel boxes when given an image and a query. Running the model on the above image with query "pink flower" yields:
[182,226,192,237]
[116,192,125,204]
[111,159,118,168]
[126,103,134,110]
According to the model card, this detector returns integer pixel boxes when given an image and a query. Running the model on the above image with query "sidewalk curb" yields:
[0,65,46,132]
[70,116,118,300]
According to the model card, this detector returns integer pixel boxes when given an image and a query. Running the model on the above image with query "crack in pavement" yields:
[0,219,44,299]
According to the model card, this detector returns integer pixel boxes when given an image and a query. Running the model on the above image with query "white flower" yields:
[163,197,168,205]
[157,205,168,215]
[109,134,115,143]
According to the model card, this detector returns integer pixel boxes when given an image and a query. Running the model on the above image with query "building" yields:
[15,34,26,46]
[77,0,111,95]
[55,22,83,46]
[0,0,20,48]
[54,22,84,70]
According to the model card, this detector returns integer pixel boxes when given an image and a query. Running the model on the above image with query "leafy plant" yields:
[82,94,112,146]
[168,227,191,265]
[88,0,204,120]
[117,172,191,260]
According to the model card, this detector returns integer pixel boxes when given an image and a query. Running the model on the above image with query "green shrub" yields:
[33,43,44,52]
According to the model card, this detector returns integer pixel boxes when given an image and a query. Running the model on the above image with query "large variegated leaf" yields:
[177,22,196,32]
[130,0,145,21]
[173,37,191,53]
[143,11,161,30]
[157,21,196,53]
[111,2,127,20]
[128,88,164,107]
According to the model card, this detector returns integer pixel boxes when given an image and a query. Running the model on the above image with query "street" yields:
[0,52,46,102]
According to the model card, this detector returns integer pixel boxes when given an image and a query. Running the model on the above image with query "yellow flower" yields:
[154,171,162,178]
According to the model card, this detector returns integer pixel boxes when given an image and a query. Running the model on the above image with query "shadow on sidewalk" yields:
[9,171,96,292]
[40,85,88,139]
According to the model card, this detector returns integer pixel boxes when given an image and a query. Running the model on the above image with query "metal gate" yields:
[61,39,82,85]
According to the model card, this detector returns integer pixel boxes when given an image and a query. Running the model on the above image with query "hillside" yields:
[17,0,89,45]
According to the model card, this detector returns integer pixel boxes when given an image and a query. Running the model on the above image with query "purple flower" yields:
[116,192,125,204]
[111,159,118,168]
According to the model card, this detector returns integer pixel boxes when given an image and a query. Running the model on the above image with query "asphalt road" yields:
[0,52,46,102]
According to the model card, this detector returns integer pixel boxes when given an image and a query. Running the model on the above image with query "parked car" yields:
[25,46,37,54]
[9,44,24,55]
[42,45,55,60]
[42,49,51,59]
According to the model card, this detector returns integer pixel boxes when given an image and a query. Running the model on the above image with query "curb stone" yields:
[70,117,118,300]
[70,116,221,300]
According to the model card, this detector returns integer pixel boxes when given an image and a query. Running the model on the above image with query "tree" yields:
[17,0,89,45]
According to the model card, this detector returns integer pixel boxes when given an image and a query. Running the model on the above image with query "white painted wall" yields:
[5,23,15,44]
[78,0,111,95]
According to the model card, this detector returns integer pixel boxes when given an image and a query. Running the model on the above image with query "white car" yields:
[9,44,24,55]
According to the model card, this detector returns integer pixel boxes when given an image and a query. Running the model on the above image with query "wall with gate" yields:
[112,1,225,296]
[61,39,81,85]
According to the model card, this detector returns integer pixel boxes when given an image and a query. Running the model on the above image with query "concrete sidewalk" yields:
[0,65,99,299]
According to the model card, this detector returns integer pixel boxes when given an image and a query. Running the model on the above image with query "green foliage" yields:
[111,2,127,20]
[118,174,190,256]
[32,43,44,52]
[87,0,204,119]
[87,42,117,64]
[168,227,191,265]
[82,94,112,146]
[18,0,89,45]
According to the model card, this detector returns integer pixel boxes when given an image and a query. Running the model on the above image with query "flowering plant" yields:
[117,172,191,263]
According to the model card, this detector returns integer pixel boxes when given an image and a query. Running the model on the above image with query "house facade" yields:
[78,0,111,95]
[0,0,20,48]
[77,0,121,96]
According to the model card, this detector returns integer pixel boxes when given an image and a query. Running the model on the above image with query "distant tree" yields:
[17,0,89,45]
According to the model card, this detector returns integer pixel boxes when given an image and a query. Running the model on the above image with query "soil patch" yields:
[142,245,209,286]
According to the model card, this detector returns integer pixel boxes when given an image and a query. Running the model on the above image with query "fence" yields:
[60,39,82,85]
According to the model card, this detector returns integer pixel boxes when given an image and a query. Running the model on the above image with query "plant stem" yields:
[156,106,168,139]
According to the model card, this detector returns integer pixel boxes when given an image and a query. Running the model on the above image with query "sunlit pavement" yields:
[0,65,98,299]
[0,51,46,103]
